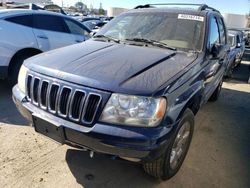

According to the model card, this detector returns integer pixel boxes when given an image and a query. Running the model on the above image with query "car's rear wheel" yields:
[209,79,223,102]
[8,54,31,85]
[225,59,235,78]
[143,109,194,180]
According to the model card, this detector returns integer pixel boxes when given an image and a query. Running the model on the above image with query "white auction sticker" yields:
[178,14,204,22]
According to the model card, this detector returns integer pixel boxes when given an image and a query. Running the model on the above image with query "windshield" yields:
[97,11,205,51]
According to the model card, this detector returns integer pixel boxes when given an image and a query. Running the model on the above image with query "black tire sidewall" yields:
[209,79,223,102]
[162,109,194,180]
[8,55,30,85]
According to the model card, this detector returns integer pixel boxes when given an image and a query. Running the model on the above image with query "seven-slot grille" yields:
[26,74,102,126]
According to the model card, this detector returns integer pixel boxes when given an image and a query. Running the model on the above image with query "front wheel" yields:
[143,109,194,180]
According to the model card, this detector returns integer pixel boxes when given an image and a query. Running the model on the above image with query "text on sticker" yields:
[178,14,204,22]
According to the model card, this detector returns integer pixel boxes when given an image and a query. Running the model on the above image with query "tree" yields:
[248,0,250,27]
[75,1,88,14]
[247,13,250,28]
[75,2,84,10]
[98,2,105,15]
[247,0,250,28]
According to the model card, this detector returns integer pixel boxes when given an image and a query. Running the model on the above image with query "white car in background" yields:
[0,9,91,84]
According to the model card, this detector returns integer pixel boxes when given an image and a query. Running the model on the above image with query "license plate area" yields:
[33,115,65,144]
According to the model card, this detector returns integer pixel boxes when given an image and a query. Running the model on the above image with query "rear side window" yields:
[33,14,67,33]
[5,15,33,27]
[64,18,89,36]
[217,18,226,45]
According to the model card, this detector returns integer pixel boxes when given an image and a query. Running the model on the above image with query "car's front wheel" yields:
[143,109,194,180]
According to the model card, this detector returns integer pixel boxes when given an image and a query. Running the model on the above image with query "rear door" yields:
[1,14,38,66]
[32,14,76,51]
[214,16,228,76]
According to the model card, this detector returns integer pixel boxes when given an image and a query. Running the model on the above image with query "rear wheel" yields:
[209,79,223,102]
[8,54,32,85]
[143,109,194,180]
[225,59,235,78]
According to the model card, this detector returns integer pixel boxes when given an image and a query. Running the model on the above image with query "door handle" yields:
[37,35,48,39]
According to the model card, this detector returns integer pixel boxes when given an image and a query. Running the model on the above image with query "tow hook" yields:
[89,151,94,158]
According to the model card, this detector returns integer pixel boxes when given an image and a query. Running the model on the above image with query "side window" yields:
[5,15,33,27]
[33,15,67,33]
[217,18,226,45]
[208,17,220,47]
[64,19,89,36]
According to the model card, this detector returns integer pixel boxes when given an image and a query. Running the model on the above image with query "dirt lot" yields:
[0,50,250,188]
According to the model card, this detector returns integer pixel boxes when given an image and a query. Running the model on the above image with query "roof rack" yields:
[134,3,220,13]
[134,4,153,9]
[198,4,220,13]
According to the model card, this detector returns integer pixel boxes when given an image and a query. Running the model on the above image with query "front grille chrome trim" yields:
[26,74,33,101]
[48,83,60,114]
[58,86,73,118]
[31,77,41,106]
[68,89,87,122]
[26,72,107,127]
[39,80,50,110]
[81,93,102,125]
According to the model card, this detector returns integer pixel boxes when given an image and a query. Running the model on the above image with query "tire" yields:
[225,59,235,78]
[224,66,233,78]
[209,79,223,102]
[8,54,31,86]
[143,109,194,180]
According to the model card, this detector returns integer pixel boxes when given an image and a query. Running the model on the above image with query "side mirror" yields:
[90,31,96,37]
[236,43,241,48]
[210,43,220,58]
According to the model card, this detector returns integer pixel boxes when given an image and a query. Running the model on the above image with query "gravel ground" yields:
[0,58,249,188]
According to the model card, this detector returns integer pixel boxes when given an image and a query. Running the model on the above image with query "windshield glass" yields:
[97,11,205,51]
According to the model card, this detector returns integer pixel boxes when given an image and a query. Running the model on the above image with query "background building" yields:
[222,13,248,28]
[107,7,129,17]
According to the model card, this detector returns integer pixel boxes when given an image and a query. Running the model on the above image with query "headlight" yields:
[18,65,28,93]
[99,93,167,127]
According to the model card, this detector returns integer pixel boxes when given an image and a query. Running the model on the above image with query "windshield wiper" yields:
[125,38,176,51]
[93,34,120,43]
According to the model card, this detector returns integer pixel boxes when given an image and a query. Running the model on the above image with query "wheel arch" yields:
[8,48,43,76]
[176,87,204,121]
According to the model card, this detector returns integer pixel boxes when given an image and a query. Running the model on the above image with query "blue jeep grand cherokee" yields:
[13,4,228,180]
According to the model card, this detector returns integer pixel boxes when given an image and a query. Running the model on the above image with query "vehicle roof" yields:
[0,9,69,18]
[127,7,216,17]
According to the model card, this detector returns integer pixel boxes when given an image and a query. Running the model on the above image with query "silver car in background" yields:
[0,9,90,84]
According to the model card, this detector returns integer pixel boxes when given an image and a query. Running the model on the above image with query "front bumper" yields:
[12,85,175,162]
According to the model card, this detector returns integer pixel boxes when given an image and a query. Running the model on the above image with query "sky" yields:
[52,0,250,14]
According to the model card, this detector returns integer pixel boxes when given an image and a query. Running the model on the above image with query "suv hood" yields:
[25,40,197,95]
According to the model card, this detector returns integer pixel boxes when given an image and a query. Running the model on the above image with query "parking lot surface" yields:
[0,49,250,188]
